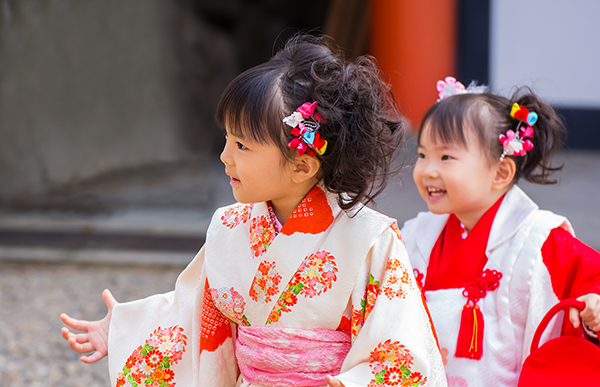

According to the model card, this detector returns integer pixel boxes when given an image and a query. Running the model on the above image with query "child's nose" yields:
[220,143,232,166]
[421,161,439,178]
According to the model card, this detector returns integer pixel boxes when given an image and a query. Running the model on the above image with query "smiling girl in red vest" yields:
[402,77,600,386]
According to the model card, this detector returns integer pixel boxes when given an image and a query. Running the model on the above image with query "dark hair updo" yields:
[216,34,403,210]
[419,88,567,184]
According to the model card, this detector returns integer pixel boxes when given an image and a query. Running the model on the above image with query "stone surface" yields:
[0,262,183,386]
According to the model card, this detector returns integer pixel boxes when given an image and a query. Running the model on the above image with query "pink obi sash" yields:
[235,326,351,387]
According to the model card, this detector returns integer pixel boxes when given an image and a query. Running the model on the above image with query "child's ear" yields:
[492,157,516,190]
[290,154,321,183]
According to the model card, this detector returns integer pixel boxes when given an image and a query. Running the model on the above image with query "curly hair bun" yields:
[217,34,405,211]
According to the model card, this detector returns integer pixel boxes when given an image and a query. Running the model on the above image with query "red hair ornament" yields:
[499,103,537,160]
[283,101,328,157]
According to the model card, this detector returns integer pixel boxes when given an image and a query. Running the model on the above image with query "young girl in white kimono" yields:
[401,77,600,387]
[61,35,446,387]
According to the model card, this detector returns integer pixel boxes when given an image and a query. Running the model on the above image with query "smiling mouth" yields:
[225,170,240,184]
[426,187,446,197]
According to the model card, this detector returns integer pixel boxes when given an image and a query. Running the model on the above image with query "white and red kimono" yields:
[107,185,446,387]
[401,185,600,387]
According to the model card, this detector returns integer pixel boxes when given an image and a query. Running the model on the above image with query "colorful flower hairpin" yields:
[436,76,488,102]
[283,101,328,157]
[437,76,467,100]
[499,103,536,160]
[510,103,538,126]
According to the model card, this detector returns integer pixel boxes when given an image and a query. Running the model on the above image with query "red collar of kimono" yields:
[276,184,335,236]
[423,195,505,291]
[266,201,283,235]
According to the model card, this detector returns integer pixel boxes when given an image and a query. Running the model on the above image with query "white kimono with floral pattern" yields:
[108,185,446,387]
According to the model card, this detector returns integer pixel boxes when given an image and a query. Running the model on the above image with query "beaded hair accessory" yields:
[283,101,328,156]
[499,103,537,160]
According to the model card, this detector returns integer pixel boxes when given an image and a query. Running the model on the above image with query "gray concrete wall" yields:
[0,0,236,205]
[490,0,600,108]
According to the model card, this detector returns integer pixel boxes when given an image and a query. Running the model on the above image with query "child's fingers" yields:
[68,336,95,353]
[102,289,118,310]
[575,294,600,332]
[61,326,73,341]
[70,340,95,354]
[61,327,85,342]
[582,306,600,332]
[579,298,598,319]
[60,313,90,332]
[569,306,580,328]
[60,313,75,327]
[586,320,600,333]
[80,350,106,364]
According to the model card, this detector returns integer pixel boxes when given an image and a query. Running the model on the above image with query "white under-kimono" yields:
[108,185,446,387]
[401,185,600,387]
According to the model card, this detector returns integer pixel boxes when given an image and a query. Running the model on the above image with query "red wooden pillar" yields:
[370,0,457,129]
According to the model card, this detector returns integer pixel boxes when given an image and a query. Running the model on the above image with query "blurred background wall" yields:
[0,0,598,213]
[0,0,223,208]
[0,0,332,211]
[372,0,600,150]
[489,0,600,150]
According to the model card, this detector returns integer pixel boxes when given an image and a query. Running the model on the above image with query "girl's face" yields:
[413,123,501,231]
[220,125,299,208]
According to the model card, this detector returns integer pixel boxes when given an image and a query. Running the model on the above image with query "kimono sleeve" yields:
[523,227,600,359]
[336,225,447,387]
[107,246,207,386]
[541,227,600,300]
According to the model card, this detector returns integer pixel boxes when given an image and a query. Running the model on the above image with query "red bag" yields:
[518,299,600,386]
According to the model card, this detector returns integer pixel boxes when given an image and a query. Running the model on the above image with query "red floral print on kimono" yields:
[108,184,446,386]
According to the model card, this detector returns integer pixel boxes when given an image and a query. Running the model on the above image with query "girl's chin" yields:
[231,191,255,205]
[424,200,451,215]
[427,207,451,215]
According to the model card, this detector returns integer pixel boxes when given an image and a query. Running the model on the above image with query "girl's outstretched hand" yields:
[569,293,600,333]
[325,375,345,387]
[60,289,118,363]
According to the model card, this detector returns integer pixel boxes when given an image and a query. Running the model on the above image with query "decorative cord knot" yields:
[462,269,503,304]
[456,268,503,360]
[413,269,424,290]
[481,269,502,291]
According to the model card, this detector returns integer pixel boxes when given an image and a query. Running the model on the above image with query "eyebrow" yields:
[225,127,248,141]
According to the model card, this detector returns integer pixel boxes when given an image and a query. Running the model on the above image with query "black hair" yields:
[215,34,403,210]
[418,88,567,184]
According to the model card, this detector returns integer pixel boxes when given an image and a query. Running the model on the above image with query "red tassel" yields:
[455,304,485,359]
